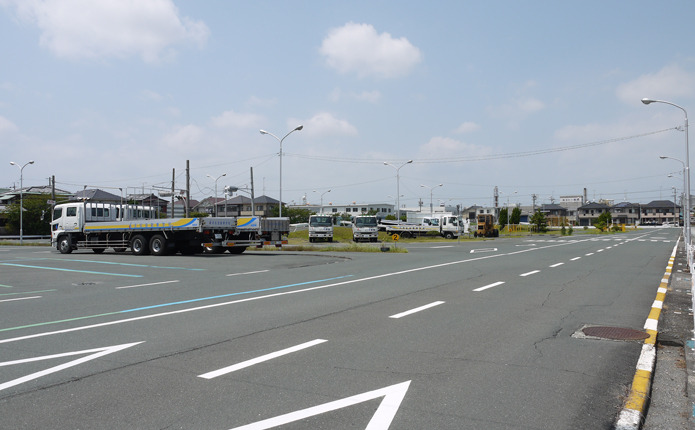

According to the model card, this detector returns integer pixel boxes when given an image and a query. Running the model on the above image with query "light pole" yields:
[260,125,304,217]
[420,183,443,216]
[384,160,413,221]
[206,173,226,216]
[643,98,690,258]
[9,160,34,245]
[661,156,686,234]
[313,189,331,213]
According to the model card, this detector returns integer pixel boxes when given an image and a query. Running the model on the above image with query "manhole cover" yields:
[582,326,649,341]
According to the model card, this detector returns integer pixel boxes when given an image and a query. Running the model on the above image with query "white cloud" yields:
[162,124,204,151]
[453,121,480,134]
[320,22,422,78]
[616,64,695,104]
[298,112,358,138]
[2,0,209,63]
[417,136,491,158]
[0,115,18,134]
[487,97,545,128]
[211,110,265,129]
[330,88,381,103]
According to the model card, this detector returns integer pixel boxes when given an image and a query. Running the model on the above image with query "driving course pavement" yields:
[0,229,683,429]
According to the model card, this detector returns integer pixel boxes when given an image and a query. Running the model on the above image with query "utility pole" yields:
[250,167,256,216]
[185,160,190,217]
[171,168,175,217]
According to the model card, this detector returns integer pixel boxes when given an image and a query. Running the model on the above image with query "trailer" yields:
[50,201,289,255]
[385,215,464,239]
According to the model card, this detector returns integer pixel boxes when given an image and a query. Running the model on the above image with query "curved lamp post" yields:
[206,173,226,216]
[313,189,331,213]
[420,183,443,216]
[642,98,690,255]
[384,160,413,221]
[260,125,303,217]
[9,160,35,245]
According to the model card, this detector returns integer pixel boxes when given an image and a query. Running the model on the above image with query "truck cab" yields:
[308,215,333,243]
[352,215,378,242]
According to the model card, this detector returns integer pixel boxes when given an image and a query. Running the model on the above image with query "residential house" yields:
[641,200,679,225]
[577,202,611,227]
[541,203,569,226]
[611,202,641,225]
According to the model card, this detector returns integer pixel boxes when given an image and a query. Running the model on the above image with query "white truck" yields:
[385,215,465,239]
[50,201,289,256]
[352,215,379,242]
[308,214,333,242]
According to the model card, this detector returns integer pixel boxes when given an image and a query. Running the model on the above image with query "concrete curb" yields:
[614,240,678,430]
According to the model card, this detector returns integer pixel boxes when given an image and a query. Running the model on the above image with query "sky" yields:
[2,1,695,211]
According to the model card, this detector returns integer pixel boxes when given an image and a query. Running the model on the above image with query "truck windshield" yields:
[355,217,377,227]
[310,216,332,227]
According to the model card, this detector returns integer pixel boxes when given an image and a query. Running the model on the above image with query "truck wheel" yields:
[131,235,150,255]
[58,236,72,254]
[149,234,168,256]
[445,232,454,239]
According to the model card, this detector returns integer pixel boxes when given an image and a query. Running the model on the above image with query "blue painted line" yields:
[120,275,353,313]
[45,258,205,271]
[0,263,143,278]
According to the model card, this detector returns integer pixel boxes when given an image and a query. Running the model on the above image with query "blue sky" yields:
[2,1,695,210]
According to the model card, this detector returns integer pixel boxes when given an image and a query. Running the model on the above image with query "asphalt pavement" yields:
[641,237,693,429]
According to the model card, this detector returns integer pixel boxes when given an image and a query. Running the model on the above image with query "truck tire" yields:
[58,236,72,254]
[444,232,454,239]
[149,234,168,256]
[131,235,150,255]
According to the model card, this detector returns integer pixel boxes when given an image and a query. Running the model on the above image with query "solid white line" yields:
[549,263,564,268]
[198,339,327,379]
[520,270,540,277]
[430,245,454,249]
[389,301,445,319]
[226,270,269,277]
[571,257,581,261]
[473,281,505,292]
[0,296,41,303]
[116,280,179,290]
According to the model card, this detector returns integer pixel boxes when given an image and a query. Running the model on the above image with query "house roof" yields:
[612,202,641,209]
[578,202,610,209]
[541,203,566,211]
[643,200,678,208]
[70,188,122,202]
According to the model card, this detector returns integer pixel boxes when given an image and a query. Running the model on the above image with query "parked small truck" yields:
[308,214,333,242]
[385,215,465,239]
[352,215,379,242]
[474,213,499,237]
[50,201,289,255]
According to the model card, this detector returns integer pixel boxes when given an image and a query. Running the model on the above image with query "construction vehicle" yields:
[50,201,289,255]
[385,215,466,239]
[352,215,379,242]
[474,213,499,237]
[308,214,333,242]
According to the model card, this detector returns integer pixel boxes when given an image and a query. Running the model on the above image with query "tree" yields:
[530,209,548,233]
[510,207,521,225]
[3,193,52,235]
[269,205,312,224]
[593,211,612,232]
[498,207,508,231]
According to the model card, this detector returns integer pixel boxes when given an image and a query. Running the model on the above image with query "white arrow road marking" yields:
[229,380,411,430]
[198,339,327,379]
[0,342,143,391]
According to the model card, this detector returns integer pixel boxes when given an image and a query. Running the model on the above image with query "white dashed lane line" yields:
[520,270,540,277]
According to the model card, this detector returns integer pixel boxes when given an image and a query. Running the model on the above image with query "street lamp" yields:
[206,173,226,216]
[420,183,443,216]
[9,160,34,245]
[643,98,690,259]
[661,155,686,233]
[313,189,331,212]
[384,160,413,221]
[260,125,304,217]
